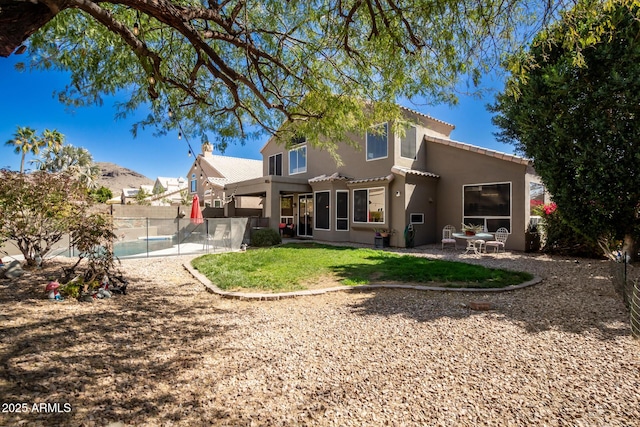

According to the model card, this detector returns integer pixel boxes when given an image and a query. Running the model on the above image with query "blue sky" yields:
[0,55,516,180]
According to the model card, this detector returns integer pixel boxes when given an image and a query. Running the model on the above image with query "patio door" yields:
[298,194,313,237]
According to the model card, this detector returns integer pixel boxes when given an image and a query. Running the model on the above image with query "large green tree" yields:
[0,170,91,265]
[0,0,571,152]
[491,0,640,259]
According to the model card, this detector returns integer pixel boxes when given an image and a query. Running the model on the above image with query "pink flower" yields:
[543,203,557,215]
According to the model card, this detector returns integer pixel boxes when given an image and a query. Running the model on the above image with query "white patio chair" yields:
[485,227,509,253]
[441,225,457,249]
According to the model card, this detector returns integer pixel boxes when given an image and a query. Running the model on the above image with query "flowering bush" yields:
[543,202,557,215]
[536,202,601,257]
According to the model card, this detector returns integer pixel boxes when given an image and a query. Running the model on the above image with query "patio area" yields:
[1,247,638,426]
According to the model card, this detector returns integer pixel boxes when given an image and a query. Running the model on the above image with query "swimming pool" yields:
[114,238,176,257]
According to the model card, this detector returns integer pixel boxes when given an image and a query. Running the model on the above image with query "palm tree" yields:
[41,129,65,152]
[5,126,37,173]
[5,127,65,173]
[32,144,100,189]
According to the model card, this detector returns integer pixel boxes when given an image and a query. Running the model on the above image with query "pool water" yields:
[114,239,175,257]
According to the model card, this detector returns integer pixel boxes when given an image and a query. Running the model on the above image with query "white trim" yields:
[335,190,349,231]
[288,145,307,175]
[366,123,389,161]
[462,181,512,232]
[409,213,424,224]
[352,186,386,224]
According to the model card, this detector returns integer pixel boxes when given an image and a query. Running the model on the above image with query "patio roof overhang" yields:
[391,165,440,179]
[223,175,311,197]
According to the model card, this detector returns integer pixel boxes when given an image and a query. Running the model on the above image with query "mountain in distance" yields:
[95,162,154,196]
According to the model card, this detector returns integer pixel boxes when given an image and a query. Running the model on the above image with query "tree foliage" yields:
[0,170,90,265]
[134,187,151,205]
[3,0,572,152]
[90,186,114,203]
[32,142,101,189]
[491,0,640,259]
[67,212,119,283]
[4,126,65,173]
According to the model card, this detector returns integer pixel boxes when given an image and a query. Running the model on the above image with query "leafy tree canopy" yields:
[0,170,90,265]
[491,0,640,258]
[4,126,65,173]
[32,143,101,189]
[1,0,571,152]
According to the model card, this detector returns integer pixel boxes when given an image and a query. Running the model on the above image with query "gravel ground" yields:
[1,245,638,427]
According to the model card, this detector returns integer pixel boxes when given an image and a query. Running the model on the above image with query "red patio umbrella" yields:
[190,194,204,224]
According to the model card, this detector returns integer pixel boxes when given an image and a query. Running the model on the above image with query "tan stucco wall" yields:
[424,140,529,251]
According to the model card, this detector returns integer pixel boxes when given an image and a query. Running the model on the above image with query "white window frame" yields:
[462,181,512,232]
[190,173,197,193]
[410,213,424,224]
[366,123,389,161]
[336,190,349,231]
[288,145,307,175]
[353,187,386,224]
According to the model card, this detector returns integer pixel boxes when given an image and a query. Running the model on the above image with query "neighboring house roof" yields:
[140,185,154,193]
[156,176,187,189]
[391,166,440,179]
[121,188,139,197]
[198,154,262,183]
[424,134,530,165]
[206,177,230,188]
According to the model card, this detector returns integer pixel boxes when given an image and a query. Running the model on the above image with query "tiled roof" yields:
[156,176,186,187]
[424,135,530,165]
[206,177,230,188]
[308,173,351,183]
[347,174,395,185]
[399,105,455,129]
[199,154,263,183]
[391,165,440,179]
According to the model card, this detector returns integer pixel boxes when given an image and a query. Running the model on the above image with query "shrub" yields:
[251,228,282,247]
[537,204,602,258]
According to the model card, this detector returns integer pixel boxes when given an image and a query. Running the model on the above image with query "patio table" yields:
[452,232,494,255]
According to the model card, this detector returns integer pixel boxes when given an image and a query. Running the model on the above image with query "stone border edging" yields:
[183,262,543,301]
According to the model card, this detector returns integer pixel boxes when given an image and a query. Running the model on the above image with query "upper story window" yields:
[289,145,307,175]
[269,153,282,176]
[400,125,417,160]
[366,123,388,161]
[190,173,197,193]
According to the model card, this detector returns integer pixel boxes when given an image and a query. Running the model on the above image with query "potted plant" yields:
[374,228,394,237]
[461,223,483,236]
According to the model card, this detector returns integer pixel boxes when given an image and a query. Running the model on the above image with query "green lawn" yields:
[191,242,533,293]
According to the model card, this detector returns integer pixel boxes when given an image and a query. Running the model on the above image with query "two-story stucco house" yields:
[223,108,544,250]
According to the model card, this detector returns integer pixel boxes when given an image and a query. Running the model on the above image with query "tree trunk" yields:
[0,0,59,57]
[622,234,637,262]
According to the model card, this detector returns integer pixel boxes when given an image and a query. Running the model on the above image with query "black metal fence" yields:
[610,253,639,339]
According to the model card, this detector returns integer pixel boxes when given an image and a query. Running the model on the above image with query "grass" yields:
[191,242,534,293]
